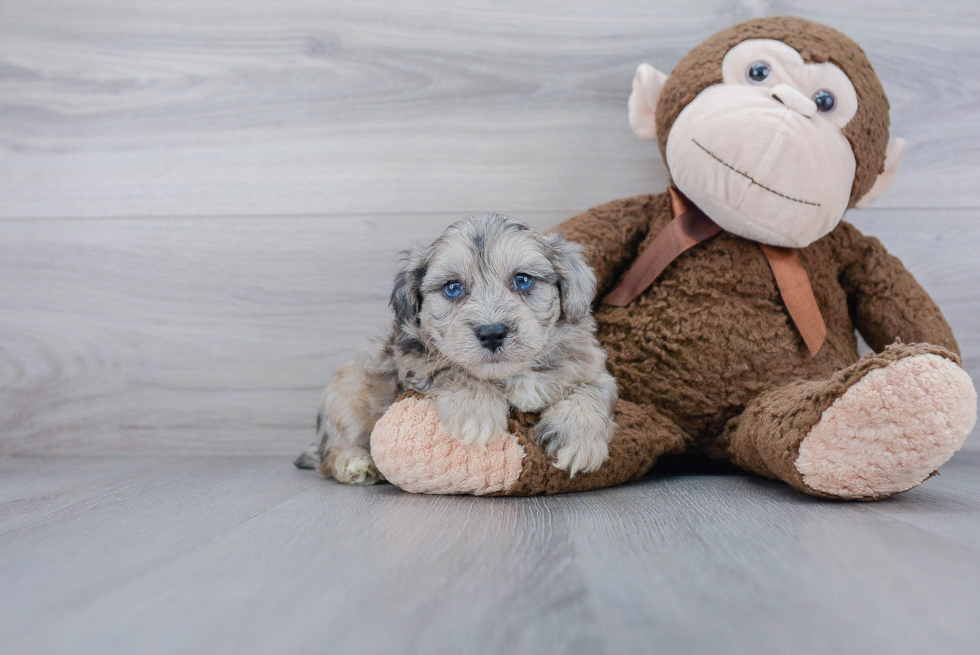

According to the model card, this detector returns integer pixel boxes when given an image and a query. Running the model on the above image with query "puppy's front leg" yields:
[536,373,618,476]
[431,375,509,447]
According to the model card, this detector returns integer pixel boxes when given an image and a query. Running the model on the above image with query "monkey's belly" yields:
[595,269,855,442]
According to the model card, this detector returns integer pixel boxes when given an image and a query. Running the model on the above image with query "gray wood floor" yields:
[2,2,979,653]
[2,453,980,655]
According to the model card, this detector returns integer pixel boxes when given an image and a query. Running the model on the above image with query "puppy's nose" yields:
[475,323,509,352]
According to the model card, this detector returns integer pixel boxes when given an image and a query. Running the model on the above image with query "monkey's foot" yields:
[796,352,976,499]
[370,395,525,495]
[371,394,685,496]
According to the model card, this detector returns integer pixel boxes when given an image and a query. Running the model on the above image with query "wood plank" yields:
[0,211,563,455]
[1,454,979,654]
[1,208,977,455]
[1,0,978,219]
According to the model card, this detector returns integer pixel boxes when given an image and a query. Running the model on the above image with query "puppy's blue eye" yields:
[747,61,771,83]
[812,90,836,113]
[513,274,533,291]
[443,281,464,299]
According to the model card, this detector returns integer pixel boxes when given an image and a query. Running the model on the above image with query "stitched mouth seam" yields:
[691,139,821,207]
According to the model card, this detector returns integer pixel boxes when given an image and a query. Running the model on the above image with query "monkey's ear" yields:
[389,242,429,328]
[855,138,906,209]
[628,63,669,140]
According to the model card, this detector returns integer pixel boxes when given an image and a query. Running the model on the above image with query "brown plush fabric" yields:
[654,16,890,207]
[485,343,958,498]
[837,226,960,354]
[723,342,960,499]
[490,399,688,496]
[493,18,959,498]
[546,192,959,497]
[369,18,967,500]
[556,193,669,300]
[557,193,669,300]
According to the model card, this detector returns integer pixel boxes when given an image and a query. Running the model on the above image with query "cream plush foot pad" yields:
[797,354,977,498]
[370,395,526,495]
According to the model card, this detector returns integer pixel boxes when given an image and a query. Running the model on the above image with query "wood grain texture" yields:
[2,453,979,655]
[0,210,562,455]
[1,208,977,455]
[0,0,978,219]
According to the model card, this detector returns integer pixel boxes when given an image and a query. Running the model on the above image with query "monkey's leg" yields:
[370,395,688,496]
[723,343,976,500]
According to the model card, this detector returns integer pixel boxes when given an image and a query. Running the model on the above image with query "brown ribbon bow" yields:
[601,188,826,357]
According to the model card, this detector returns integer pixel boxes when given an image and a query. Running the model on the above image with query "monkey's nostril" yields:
[770,84,816,118]
[475,323,509,352]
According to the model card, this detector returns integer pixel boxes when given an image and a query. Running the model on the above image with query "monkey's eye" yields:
[443,281,464,299]
[812,90,836,113]
[512,274,534,291]
[746,61,771,83]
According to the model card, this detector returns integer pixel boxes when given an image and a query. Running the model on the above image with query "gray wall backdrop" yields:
[1,0,978,455]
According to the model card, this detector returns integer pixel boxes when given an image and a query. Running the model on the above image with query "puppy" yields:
[295,214,618,484]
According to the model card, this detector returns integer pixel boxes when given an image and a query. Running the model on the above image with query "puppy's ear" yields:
[541,232,596,323]
[390,241,429,328]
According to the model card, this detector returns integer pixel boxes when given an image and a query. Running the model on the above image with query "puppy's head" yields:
[390,214,596,380]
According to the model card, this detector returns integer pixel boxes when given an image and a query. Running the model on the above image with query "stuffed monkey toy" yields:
[363,16,977,499]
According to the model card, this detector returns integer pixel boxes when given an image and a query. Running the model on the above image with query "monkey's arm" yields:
[835,222,960,356]
[549,193,668,300]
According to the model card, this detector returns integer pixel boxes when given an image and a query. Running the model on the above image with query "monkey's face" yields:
[666,39,859,247]
[628,18,905,249]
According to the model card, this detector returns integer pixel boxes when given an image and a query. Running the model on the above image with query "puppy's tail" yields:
[294,407,328,469]
[293,446,321,469]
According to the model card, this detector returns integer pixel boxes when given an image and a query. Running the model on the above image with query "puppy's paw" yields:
[435,390,508,447]
[447,406,509,447]
[326,449,385,485]
[536,405,616,477]
[554,436,610,477]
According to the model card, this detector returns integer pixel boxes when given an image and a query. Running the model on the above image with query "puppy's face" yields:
[391,214,595,381]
